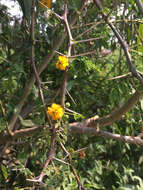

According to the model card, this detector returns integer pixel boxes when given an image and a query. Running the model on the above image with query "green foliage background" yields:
[0,0,143,189]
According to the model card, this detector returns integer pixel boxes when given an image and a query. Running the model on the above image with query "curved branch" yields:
[69,126,143,146]
[69,89,143,129]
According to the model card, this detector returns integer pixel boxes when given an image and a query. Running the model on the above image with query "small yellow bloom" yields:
[56,56,69,71]
[47,103,64,120]
[40,0,51,8]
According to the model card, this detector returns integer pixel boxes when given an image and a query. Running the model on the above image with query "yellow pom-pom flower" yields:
[40,0,51,8]
[56,56,69,71]
[47,103,64,120]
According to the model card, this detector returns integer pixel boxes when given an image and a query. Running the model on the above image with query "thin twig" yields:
[53,157,70,165]
[29,126,56,188]
[75,37,102,44]
[55,50,66,56]
[69,50,95,58]
[60,142,86,190]
[75,21,103,39]
[71,19,143,30]
[107,72,131,80]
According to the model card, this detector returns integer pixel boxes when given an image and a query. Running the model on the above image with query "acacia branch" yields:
[69,126,143,146]
[36,126,56,183]
[75,37,102,44]
[94,0,143,85]
[27,126,56,189]
[69,89,143,129]
[60,142,86,190]
[69,50,95,58]
[0,126,44,145]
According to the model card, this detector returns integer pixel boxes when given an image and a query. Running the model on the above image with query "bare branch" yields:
[107,72,132,80]
[69,50,95,58]
[69,126,143,146]
[69,89,143,129]
[75,37,102,44]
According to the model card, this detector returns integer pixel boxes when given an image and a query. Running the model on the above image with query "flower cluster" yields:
[56,56,69,71]
[47,103,64,120]
[40,0,51,8]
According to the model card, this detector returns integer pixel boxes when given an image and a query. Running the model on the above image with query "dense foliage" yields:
[0,0,143,189]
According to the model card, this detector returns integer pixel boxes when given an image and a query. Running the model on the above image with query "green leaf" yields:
[140,98,143,110]
[1,164,8,180]
[18,115,35,127]
[117,185,136,190]
[137,24,143,54]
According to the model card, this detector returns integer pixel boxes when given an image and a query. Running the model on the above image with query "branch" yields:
[27,126,56,187]
[75,37,102,44]
[75,21,103,39]
[69,50,95,58]
[0,126,44,145]
[93,0,143,85]
[69,126,143,146]
[69,89,143,129]
[107,72,131,80]
[60,142,86,190]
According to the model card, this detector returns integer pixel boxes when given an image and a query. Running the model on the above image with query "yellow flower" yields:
[47,103,64,120]
[40,0,51,8]
[56,56,69,71]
